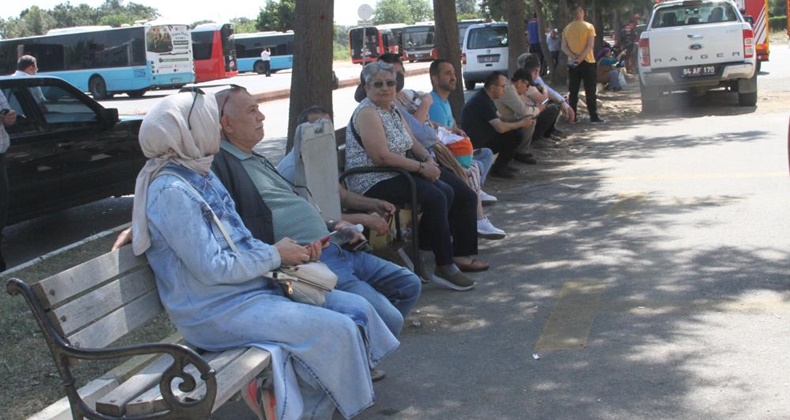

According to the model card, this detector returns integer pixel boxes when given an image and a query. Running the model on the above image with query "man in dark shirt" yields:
[460,72,534,179]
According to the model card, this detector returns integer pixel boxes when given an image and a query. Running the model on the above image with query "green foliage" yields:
[334,42,350,60]
[457,0,478,15]
[768,0,787,18]
[768,15,787,32]
[374,0,412,24]
[256,0,295,32]
[335,25,350,47]
[0,0,157,38]
[232,17,257,34]
[407,0,433,23]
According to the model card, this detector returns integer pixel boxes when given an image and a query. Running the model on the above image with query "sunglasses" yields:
[369,79,396,89]
[179,84,247,129]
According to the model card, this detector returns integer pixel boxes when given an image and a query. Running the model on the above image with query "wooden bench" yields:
[6,244,270,419]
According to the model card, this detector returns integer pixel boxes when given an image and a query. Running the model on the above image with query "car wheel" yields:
[89,76,110,100]
[755,60,761,73]
[464,80,476,90]
[738,90,757,106]
[639,79,660,114]
[126,89,147,98]
[254,61,265,74]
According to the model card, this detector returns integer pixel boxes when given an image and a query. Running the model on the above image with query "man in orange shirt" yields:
[561,5,605,123]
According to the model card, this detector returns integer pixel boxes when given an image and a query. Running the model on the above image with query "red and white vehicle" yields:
[732,0,769,70]
[637,0,757,112]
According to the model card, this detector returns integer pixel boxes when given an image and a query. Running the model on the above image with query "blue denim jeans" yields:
[320,243,421,336]
[473,147,494,186]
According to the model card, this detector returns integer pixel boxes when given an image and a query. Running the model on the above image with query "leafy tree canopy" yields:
[256,0,295,32]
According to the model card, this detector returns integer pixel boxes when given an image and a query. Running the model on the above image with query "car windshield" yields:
[651,2,739,28]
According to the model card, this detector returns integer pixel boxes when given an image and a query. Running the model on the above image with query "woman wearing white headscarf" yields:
[131,91,398,420]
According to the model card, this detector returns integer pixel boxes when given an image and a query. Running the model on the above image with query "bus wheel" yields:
[127,89,148,98]
[89,76,109,100]
[254,61,265,74]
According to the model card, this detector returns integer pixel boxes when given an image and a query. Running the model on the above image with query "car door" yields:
[3,84,62,224]
[39,83,139,205]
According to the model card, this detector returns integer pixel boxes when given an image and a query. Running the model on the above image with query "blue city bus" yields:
[233,31,294,74]
[0,22,194,99]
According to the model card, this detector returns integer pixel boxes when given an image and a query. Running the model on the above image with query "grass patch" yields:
[0,235,176,419]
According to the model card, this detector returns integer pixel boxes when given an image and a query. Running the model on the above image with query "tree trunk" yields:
[553,0,570,86]
[432,0,464,121]
[507,0,528,76]
[286,0,334,152]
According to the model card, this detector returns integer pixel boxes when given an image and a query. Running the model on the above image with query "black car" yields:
[1,76,145,225]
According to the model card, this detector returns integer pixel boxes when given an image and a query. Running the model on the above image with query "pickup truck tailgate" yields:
[646,22,746,69]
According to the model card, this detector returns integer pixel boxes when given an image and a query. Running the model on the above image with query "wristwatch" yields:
[326,219,339,231]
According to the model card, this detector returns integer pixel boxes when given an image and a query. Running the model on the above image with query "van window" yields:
[467,25,508,49]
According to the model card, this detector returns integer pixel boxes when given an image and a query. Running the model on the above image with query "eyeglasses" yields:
[370,80,396,89]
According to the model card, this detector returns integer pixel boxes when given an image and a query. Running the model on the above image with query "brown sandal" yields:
[455,258,490,272]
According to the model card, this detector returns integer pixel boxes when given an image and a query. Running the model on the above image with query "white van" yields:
[461,22,509,90]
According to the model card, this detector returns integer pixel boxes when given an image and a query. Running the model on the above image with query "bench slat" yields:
[66,290,164,349]
[54,267,158,336]
[32,245,147,308]
[124,347,270,416]
[95,354,175,417]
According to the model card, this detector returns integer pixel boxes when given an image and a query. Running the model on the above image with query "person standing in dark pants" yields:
[0,92,18,272]
[561,5,605,124]
[260,48,271,77]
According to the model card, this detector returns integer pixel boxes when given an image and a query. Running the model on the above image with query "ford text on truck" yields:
[637,0,757,112]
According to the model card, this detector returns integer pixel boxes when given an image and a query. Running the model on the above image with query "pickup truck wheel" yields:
[639,80,661,114]
[641,99,660,114]
[89,76,111,100]
[464,80,476,90]
[756,61,761,73]
[738,91,757,106]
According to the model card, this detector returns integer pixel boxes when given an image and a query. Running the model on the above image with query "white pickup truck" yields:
[637,0,757,112]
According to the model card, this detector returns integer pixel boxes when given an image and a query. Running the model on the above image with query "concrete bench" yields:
[6,244,270,419]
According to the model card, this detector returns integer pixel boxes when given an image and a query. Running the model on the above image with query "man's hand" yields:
[371,198,396,219]
[112,228,133,250]
[521,117,536,128]
[275,237,315,266]
[560,101,575,121]
[364,213,391,236]
[2,109,17,126]
[418,92,433,107]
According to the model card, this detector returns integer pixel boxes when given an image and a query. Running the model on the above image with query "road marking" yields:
[535,281,604,351]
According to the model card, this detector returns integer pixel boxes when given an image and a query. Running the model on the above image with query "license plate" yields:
[681,65,716,78]
[478,55,500,63]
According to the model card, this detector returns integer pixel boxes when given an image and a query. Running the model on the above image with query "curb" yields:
[250,66,431,103]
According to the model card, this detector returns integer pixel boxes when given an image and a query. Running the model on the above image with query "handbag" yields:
[273,262,338,306]
[158,170,339,306]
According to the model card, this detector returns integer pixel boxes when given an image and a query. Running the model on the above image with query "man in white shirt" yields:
[12,55,47,107]
[260,48,272,77]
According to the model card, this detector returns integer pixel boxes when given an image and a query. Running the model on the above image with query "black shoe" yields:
[504,165,520,173]
[490,165,515,179]
[514,153,537,164]
[552,129,566,138]
[590,117,607,124]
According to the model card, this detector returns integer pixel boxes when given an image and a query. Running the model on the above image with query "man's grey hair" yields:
[361,61,396,86]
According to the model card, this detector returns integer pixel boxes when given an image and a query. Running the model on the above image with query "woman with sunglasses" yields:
[344,61,487,292]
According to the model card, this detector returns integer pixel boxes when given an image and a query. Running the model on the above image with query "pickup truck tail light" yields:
[742,28,754,59]
[639,38,650,67]
[461,52,467,65]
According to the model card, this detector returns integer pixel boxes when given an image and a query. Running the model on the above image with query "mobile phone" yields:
[540,99,550,105]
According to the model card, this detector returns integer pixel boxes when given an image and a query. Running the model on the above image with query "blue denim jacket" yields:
[145,163,282,329]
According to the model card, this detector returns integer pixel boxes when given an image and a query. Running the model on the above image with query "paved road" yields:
[212,51,790,419]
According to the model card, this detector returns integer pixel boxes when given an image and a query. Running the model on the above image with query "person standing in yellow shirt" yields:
[561,5,605,123]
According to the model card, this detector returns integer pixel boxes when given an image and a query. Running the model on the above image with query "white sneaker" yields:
[477,217,506,240]
[480,191,497,205]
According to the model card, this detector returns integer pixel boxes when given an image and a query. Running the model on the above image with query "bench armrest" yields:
[6,277,217,419]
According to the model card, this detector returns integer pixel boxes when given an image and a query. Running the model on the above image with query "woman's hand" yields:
[275,237,313,266]
[417,159,441,182]
[364,213,391,236]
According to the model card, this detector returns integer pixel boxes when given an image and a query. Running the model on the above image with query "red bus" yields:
[191,23,238,83]
[348,24,406,64]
